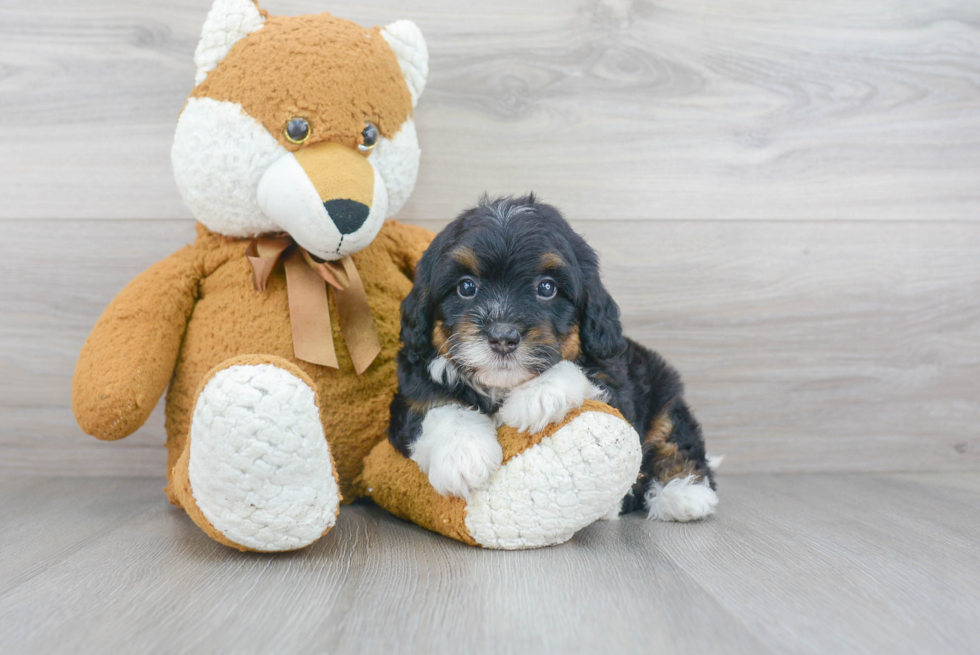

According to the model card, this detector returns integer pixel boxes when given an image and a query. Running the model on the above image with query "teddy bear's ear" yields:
[194,0,266,86]
[381,20,429,107]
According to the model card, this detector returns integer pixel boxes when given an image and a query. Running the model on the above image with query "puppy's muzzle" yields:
[487,323,521,355]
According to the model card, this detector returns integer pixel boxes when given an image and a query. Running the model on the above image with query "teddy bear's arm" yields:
[72,247,204,441]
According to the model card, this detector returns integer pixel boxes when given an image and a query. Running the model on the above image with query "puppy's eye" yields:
[359,122,379,153]
[537,278,557,299]
[284,117,311,145]
[457,278,478,299]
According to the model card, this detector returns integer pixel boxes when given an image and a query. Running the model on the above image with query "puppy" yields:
[388,195,718,522]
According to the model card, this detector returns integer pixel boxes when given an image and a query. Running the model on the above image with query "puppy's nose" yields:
[487,324,521,355]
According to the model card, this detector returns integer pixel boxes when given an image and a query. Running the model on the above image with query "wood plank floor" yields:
[1,472,978,654]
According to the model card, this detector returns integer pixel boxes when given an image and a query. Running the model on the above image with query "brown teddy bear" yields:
[72,0,641,552]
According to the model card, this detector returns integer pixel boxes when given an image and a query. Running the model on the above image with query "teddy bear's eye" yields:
[284,117,311,145]
[359,122,379,153]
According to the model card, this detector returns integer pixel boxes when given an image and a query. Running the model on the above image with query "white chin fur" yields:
[256,153,388,261]
[474,366,536,389]
[499,361,602,434]
[645,475,719,522]
[452,339,538,390]
[172,97,285,237]
[411,405,502,499]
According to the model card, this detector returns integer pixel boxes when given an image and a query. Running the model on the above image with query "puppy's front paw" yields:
[411,405,503,498]
[499,361,600,433]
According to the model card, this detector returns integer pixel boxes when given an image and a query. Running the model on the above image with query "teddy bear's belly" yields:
[164,255,409,502]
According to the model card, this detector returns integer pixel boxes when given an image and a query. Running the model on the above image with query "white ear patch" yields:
[195,0,266,86]
[381,20,429,106]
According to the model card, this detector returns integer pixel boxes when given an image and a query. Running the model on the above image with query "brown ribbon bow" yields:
[245,235,381,375]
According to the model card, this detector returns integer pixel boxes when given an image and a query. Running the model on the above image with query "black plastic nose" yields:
[323,199,370,235]
[487,324,521,355]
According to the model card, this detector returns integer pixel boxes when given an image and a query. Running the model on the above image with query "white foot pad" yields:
[465,411,642,549]
[188,364,340,551]
[645,475,718,522]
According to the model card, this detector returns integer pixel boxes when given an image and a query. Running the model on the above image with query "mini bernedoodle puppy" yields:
[388,195,718,522]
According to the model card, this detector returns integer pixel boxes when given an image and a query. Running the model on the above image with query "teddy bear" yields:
[71,0,642,552]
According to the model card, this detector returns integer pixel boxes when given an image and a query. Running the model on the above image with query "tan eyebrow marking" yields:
[539,252,565,270]
[451,247,481,275]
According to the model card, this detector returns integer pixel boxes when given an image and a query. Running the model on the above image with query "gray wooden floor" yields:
[1,472,978,655]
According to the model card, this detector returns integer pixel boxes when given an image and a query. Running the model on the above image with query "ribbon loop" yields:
[245,236,292,292]
[245,237,381,375]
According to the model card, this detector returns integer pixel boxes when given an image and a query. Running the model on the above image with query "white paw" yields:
[411,405,502,499]
[188,364,340,551]
[498,361,601,433]
[464,410,642,549]
[645,475,718,522]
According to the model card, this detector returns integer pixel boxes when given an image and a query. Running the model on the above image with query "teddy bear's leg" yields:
[360,400,642,549]
[170,355,340,552]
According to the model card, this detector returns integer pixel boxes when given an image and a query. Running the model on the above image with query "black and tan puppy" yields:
[388,195,717,521]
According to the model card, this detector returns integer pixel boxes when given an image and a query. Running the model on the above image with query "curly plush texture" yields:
[380,20,428,106]
[194,0,267,86]
[360,401,642,549]
[191,12,413,152]
[172,97,286,237]
[73,220,433,505]
[174,356,341,551]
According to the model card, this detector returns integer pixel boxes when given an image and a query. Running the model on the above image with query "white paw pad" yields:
[465,411,642,549]
[499,361,601,433]
[411,405,503,499]
[645,475,718,522]
[188,364,340,551]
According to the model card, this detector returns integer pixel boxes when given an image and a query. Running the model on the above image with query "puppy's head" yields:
[401,195,626,390]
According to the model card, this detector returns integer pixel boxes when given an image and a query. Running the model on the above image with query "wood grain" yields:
[1,473,978,654]
[2,0,979,220]
[647,473,980,654]
[1,218,977,476]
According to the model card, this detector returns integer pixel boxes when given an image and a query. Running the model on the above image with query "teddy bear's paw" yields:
[644,476,718,522]
[498,361,604,433]
[410,405,502,499]
[187,363,340,551]
[465,409,642,549]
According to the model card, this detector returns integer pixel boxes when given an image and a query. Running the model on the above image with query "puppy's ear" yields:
[578,257,627,361]
[399,240,438,365]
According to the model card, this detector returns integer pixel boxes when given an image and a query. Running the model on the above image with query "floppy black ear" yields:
[399,238,439,365]
[578,257,627,361]
[400,273,433,366]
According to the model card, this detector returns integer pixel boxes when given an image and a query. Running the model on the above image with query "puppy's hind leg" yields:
[635,399,718,522]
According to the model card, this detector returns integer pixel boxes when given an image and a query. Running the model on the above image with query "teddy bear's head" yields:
[171,0,428,261]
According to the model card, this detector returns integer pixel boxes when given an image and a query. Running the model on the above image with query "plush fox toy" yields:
[72,0,642,552]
